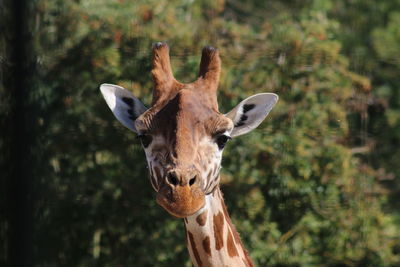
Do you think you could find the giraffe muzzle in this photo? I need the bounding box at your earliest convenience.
[156,171,205,218]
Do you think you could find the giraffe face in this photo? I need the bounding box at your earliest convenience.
[134,89,233,218]
[100,43,278,219]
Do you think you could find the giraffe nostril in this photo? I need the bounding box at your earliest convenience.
[167,173,178,186]
[189,176,196,186]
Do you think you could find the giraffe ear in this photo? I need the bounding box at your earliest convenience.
[225,93,278,137]
[100,83,148,133]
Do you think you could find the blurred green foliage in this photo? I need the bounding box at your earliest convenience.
[2,0,400,266]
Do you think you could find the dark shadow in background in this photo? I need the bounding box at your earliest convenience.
[2,0,35,266]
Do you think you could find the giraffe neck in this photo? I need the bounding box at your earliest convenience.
[184,187,254,267]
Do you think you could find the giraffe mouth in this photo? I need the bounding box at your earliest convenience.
[156,184,205,218]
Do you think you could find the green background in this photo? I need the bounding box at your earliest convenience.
[1,0,400,266]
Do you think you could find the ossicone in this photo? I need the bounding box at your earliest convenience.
[198,46,221,90]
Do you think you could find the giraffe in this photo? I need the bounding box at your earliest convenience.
[100,42,278,266]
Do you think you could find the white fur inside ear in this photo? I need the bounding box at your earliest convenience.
[100,83,147,132]
[225,93,278,137]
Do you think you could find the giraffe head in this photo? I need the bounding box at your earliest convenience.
[100,43,278,218]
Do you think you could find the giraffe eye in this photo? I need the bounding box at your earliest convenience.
[137,134,152,148]
[216,134,231,150]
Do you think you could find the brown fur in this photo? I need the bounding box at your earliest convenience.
[137,44,255,265]
[188,231,203,267]
[138,89,232,218]
[156,179,205,218]
[151,43,181,105]
[227,229,239,257]
[219,191,254,266]
[213,212,225,250]
[202,236,211,256]
[196,210,208,226]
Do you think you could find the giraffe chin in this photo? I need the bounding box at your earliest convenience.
[156,186,205,218]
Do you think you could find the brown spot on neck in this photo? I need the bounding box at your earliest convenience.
[188,231,202,267]
[196,210,208,226]
[227,229,239,257]
[219,189,254,266]
[221,195,242,246]
[213,211,224,250]
[202,236,211,256]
